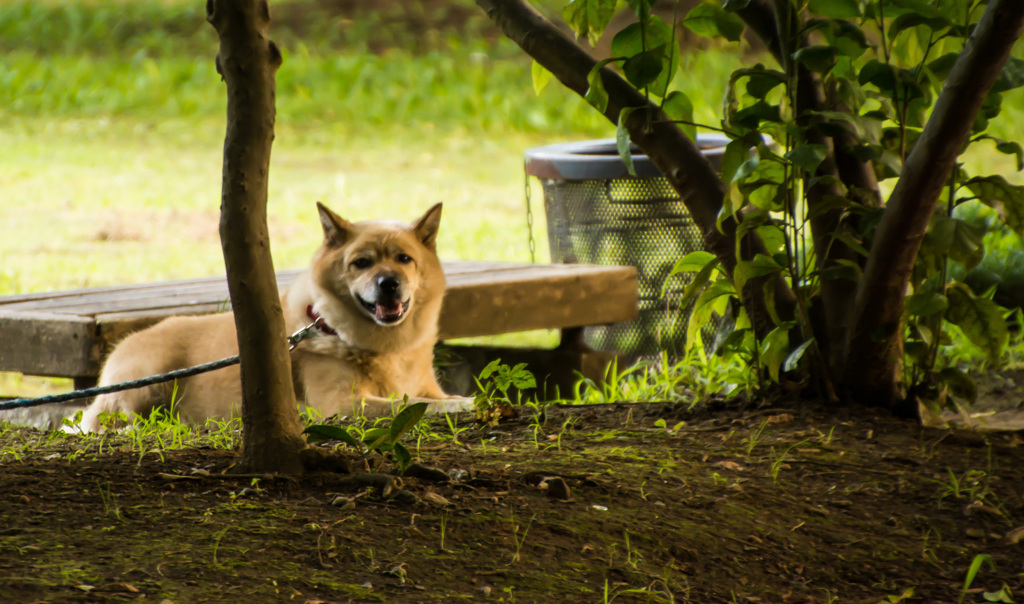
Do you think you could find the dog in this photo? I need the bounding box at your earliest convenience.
[72,202,470,432]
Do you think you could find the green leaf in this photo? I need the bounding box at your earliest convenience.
[792,45,839,74]
[392,442,413,473]
[974,136,1024,171]
[720,139,751,184]
[563,0,619,47]
[584,59,616,113]
[785,144,829,174]
[622,46,665,89]
[759,325,790,382]
[616,107,640,177]
[478,358,502,381]
[732,151,760,184]
[905,291,948,317]
[390,401,429,442]
[734,65,786,99]
[966,175,1024,237]
[783,338,814,372]
[510,364,537,390]
[960,554,995,604]
[610,16,678,95]
[926,52,959,80]
[993,57,1024,93]
[945,282,1008,362]
[939,367,977,404]
[683,2,745,42]
[928,215,984,267]
[672,257,721,309]
[531,60,553,95]
[363,427,393,451]
[887,13,951,42]
[686,277,736,352]
[303,424,362,449]
[859,60,897,93]
[662,91,695,140]
[807,0,861,18]
[733,253,783,295]
[670,251,718,275]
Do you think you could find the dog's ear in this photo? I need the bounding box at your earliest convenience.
[317,202,354,247]
[413,202,443,250]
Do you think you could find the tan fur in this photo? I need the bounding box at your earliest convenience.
[73,203,469,432]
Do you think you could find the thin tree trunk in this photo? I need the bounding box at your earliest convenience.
[207,0,306,473]
[477,0,796,340]
[841,0,1024,409]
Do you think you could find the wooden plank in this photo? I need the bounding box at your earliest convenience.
[439,265,638,340]
[0,310,102,378]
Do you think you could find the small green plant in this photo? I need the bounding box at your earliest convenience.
[211,526,231,566]
[439,512,449,553]
[442,411,470,445]
[959,554,998,604]
[741,418,770,455]
[97,482,121,521]
[303,400,428,474]
[769,439,808,485]
[473,359,536,426]
[508,512,536,564]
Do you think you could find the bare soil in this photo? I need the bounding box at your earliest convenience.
[1,398,1023,604]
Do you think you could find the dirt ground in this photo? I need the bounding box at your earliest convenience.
[1,396,1023,604]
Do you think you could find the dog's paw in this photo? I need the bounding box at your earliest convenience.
[428,396,475,414]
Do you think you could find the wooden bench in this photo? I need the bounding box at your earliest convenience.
[0,261,638,396]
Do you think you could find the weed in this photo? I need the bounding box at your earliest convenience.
[442,411,469,445]
[508,512,535,564]
[742,418,770,455]
[815,425,837,446]
[97,482,121,521]
[473,359,536,426]
[211,526,231,566]
[769,439,808,485]
[304,400,427,474]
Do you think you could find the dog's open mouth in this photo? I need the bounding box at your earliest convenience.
[358,296,410,324]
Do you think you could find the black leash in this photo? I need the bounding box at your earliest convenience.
[0,321,321,411]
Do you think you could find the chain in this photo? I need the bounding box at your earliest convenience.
[524,171,537,263]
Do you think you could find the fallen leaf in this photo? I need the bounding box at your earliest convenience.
[712,460,745,471]
[1006,525,1024,544]
[422,492,451,506]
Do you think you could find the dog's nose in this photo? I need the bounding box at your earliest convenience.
[377,275,400,296]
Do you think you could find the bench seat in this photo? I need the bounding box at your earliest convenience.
[0,261,637,384]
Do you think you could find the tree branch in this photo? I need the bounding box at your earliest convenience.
[841,0,1024,405]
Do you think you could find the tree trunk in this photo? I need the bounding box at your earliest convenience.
[207,0,306,473]
[476,0,797,340]
[841,0,1024,410]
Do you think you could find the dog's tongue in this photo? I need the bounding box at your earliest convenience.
[376,299,403,320]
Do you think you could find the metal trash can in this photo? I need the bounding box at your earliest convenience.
[524,134,728,356]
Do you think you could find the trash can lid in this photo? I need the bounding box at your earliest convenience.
[524,133,729,181]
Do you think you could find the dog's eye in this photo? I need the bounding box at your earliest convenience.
[396,253,413,264]
[351,258,373,270]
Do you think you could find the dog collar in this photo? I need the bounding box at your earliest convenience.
[305,305,338,336]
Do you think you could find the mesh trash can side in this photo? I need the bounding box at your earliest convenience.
[525,135,728,357]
